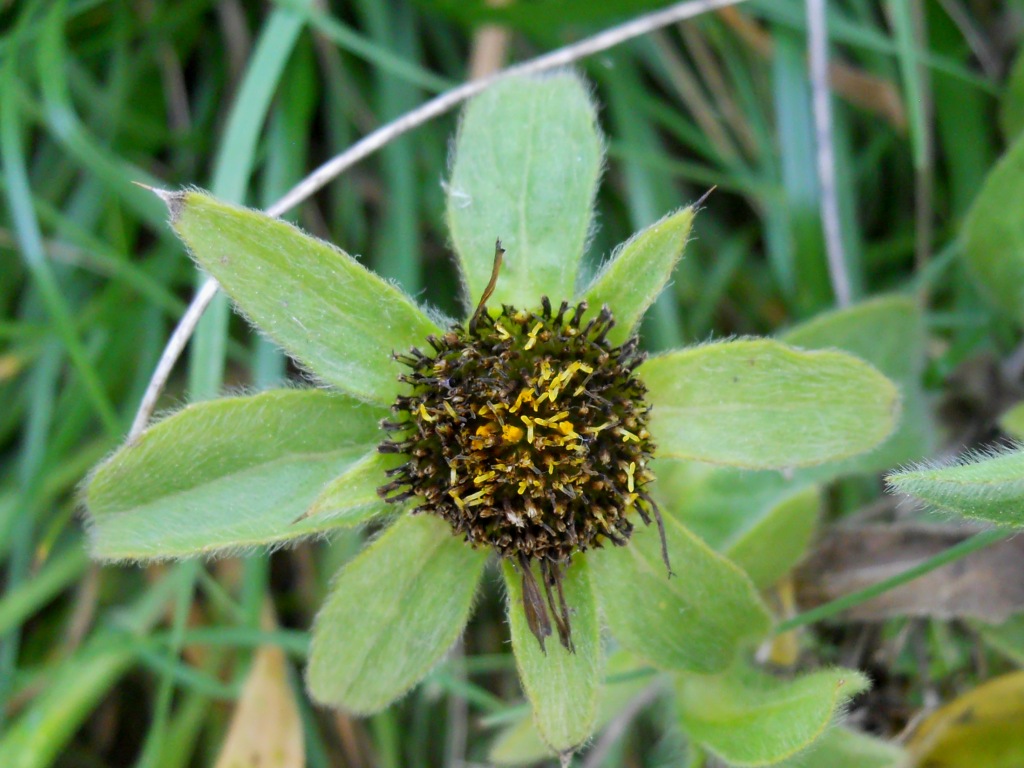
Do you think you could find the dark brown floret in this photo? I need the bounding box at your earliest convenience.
[378,296,666,652]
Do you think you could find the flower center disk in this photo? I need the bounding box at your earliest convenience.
[379,298,662,650]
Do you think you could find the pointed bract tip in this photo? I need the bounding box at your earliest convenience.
[133,182,186,221]
[692,185,717,210]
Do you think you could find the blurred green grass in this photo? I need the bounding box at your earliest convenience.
[1,0,1021,765]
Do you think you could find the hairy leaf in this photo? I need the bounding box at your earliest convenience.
[503,557,600,753]
[676,664,870,767]
[86,390,385,560]
[887,449,1024,526]
[446,72,602,309]
[962,131,1024,327]
[591,513,770,673]
[166,190,440,403]
[725,485,820,590]
[581,206,694,345]
[776,727,906,768]
[782,295,933,479]
[308,514,486,713]
[300,451,399,525]
[640,339,900,469]
[489,651,653,765]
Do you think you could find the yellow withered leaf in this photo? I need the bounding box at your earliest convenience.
[907,671,1024,768]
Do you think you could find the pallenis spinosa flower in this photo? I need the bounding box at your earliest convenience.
[84,73,900,753]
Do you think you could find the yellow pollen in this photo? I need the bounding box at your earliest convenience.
[520,415,535,444]
[417,403,435,422]
[463,489,489,506]
[502,424,524,443]
[557,361,582,385]
[557,421,578,439]
[474,471,495,485]
[524,321,545,350]
[617,427,640,442]
[626,461,636,492]
[494,322,511,340]
[448,490,465,509]
[511,387,535,413]
[443,401,458,419]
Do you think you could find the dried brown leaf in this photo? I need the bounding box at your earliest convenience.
[717,7,907,130]
[795,523,1024,622]
[213,633,303,768]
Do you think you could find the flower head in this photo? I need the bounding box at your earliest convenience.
[84,72,900,755]
[380,242,667,651]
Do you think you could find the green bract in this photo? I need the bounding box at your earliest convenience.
[887,448,1024,526]
[84,72,901,754]
[963,127,1024,327]
[676,665,870,767]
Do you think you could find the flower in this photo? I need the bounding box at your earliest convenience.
[379,240,669,652]
[85,72,899,754]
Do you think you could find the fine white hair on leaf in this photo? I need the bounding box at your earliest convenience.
[886,441,1024,522]
[888,439,1024,480]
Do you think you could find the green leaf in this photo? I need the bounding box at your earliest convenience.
[653,460,819,589]
[653,460,791,550]
[999,403,1024,441]
[299,451,399,525]
[640,339,900,469]
[1001,44,1024,143]
[85,390,385,560]
[781,295,933,479]
[725,485,820,591]
[446,72,602,309]
[778,727,905,768]
[962,131,1024,327]
[165,190,440,403]
[307,514,486,714]
[975,614,1024,666]
[676,664,870,767]
[590,512,770,673]
[503,557,600,753]
[489,650,652,765]
[887,448,1024,526]
[581,206,694,346]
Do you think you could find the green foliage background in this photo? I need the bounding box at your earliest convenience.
[3,0,1024,765]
